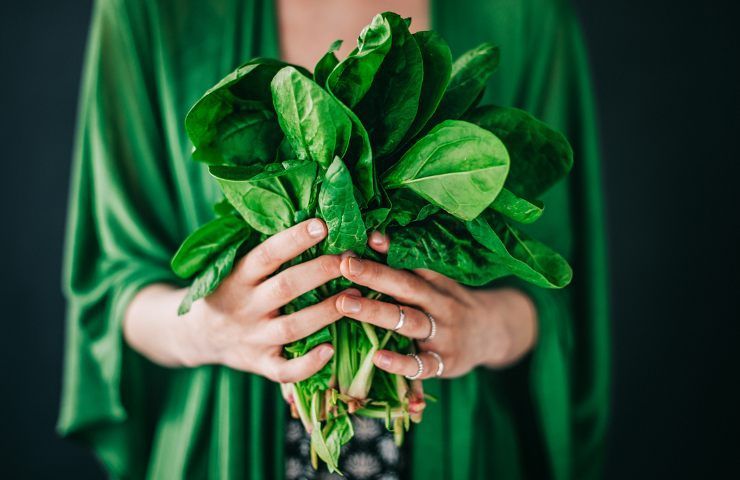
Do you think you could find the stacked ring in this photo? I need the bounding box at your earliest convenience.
[427,351,445,377]
[422,312,437,342]
[393,305,406,331]
[405,353,424,380]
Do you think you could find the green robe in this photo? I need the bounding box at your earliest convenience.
[58,0,609,478]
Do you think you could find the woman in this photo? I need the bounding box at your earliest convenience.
[58,0,609,479]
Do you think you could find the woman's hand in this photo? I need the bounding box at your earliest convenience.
[125,218,354,384]
[334,232,539,379]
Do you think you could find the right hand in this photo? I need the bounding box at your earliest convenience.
[180,218,353,384]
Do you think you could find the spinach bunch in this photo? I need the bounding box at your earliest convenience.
[171,12,574,472]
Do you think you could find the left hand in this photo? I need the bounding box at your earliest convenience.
[335,231,539,379]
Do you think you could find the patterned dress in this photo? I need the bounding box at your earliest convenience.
[285,416,409,480]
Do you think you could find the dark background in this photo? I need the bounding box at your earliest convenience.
[1,1,738,478]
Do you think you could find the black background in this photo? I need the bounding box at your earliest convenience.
[1,1,738,478]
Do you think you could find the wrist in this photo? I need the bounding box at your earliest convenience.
[473,288,538,368]
[174,295,215,368]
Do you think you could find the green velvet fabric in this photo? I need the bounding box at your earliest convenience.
[58,1,609,478]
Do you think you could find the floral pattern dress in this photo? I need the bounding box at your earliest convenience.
[285,415,409,480]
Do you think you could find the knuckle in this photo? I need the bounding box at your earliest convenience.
[269,364,290,384]
[318,255,340,276]
[272,275,294,300]
[289,224,305,246]
[276,318,296,343]
[398,275,417,297]
[253,244,273,268]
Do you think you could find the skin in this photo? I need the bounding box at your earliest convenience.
[124,219,538,383]
[125,0,538,390]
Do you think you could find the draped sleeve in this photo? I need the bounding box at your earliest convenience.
[57,0,185,476]
[413,2,610,479]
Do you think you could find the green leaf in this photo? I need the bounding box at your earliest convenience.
[192,108,282,166]
[318,157,367,254]
[383,120,510,221]
[466,105,574,198]
[400,30,452,143]
[337,103,376,204]
[384,189,439,228]
[178,238,246,315]
[466,211,573,288]
[327,14,392,107]
[185,58,305,150]
[429,43,500,124]
[285,326,333,357]
[354,12,423,158]
[271,66,353,168]
[387,215,509,286]
[171,215,249,278]
[210,162,317,235]
[490,188,544,224]
[313,39,343,87]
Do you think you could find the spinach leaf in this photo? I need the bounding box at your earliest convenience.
[466,211,572,288]
[185,58,305,152]
[210,162,318,235]
[384,189,439,227]
[466,105,573,198]
[285,326,333,357]
[213,197,237,217]
[191,108,282,166]
[178,238,247,315]
[337,103,376,204]
[318,157,367,254]
[387,215,510,286]
[326,14,392,108]
[354,12,423,158]
[171,215,249,278]
[313,40,343,87]
[428,43,500,125]
[400,31,452,143]
[490,188,544,224]
[383,120,510,221]
[271,67,353,168]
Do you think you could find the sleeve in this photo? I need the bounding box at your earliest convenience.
[514,4,610,479]
[57,1,185,477]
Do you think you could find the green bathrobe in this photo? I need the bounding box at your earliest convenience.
[58,0,609,478]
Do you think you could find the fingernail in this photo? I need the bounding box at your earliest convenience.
[341,250,358,259]
[370,231,386,245]
[308,219,325,238]
[348,257,364,276]
[341,295,361,313]
[374,351,392,368]
[319,345,334,361]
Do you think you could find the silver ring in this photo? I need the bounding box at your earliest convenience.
[422,312,437,342]
[405,353,424,380]
[393,305,406,331]
[427,351,445,377]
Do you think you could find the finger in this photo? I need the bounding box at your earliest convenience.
[335,294,433,340]
[339,257,437,306]
[269,289,360,344]
[368,231,390,254]
[235,219,327,284]
[268,344,335,384]
[255,254,342,313]
[413,268,466,295]
[372,350,441,380]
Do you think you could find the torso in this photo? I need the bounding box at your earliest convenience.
[275,0,430,67]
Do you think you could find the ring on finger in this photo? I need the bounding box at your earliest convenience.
[405,353,424,380]
[426,351,445,377]
[422,312,437,342]
[393,305,406,331]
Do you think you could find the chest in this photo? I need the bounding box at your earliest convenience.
[275,0,430,67]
